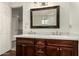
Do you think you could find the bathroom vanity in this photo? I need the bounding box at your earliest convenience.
[15,34,78,56]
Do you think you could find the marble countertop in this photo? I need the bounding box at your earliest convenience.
[14,34,79,40]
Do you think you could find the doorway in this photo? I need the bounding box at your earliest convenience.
[11,7,23,50]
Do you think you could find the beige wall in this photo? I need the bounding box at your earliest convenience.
[9,2,79,35]
[8,2,79,34]
[69,3,79,35]
[0,3,11,55]
[22,2,70,34]
[78,41,79,56]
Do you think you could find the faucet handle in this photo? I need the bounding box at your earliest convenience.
[30,31,36,34]
[52,32,55,35]
[56,31,58,35]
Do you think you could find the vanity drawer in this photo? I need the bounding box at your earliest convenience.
[35,39,46,47]
[16,38,34,46]
[47,39,77,47]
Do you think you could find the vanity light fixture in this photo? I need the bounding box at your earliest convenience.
[33,2,48,7]
[40,2,48,6]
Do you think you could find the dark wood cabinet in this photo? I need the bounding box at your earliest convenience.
[34,39,46,56]
[16,38,34,56]
[16,43,34,56]
[46,46,59,56]
[59,47,74,56]
[23,46,34,56]
[16,38,78,56]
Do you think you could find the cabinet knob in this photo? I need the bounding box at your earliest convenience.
[60,48,62,50]
[22,44,26,47]
[36,50,44,54]
[57,48,59,50]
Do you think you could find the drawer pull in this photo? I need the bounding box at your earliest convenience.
[36,49,44,53]
[36,51,44,54]
[36,41,44,45]
[35,45,45,48]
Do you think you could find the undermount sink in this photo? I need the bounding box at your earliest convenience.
[26,32,69,36]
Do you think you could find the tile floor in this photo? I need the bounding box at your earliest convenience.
[1,50,16,56]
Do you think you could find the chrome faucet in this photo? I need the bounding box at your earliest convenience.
[52,31,62,35]
[28,31,36,34]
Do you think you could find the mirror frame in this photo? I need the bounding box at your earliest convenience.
[30,6,60,28]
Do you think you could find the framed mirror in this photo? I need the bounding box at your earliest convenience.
[30,6,60,28]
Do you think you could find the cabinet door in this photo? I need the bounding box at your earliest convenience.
[60,47,74,56]
[16,44,34,56]
[16,44,23,56]
[46,46,59,56]
[24,46,34,56]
